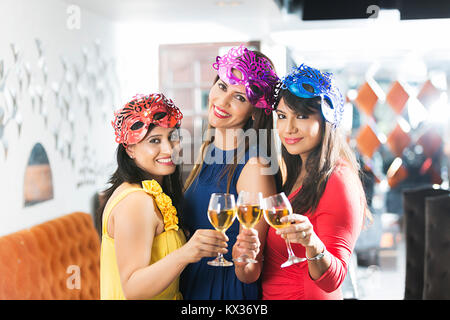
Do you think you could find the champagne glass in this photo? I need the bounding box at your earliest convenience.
[262,192,306,268]
[234,190,263,263]
[207,193,237,267]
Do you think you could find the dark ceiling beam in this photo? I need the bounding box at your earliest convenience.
[273,0,450,20]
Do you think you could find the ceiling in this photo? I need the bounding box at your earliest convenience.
[60,0,450,78]
[274,0,450,20]
[61,0,282,23]
[64,0,450,22]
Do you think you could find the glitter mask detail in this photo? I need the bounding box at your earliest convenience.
[280,64,345,127]
[212,45,279,114]
[112,93,183,147]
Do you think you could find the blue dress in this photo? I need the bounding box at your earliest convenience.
[180,143,260,300]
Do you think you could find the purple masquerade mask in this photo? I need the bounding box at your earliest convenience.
[212,45,279,114]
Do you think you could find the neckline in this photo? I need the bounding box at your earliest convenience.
[212,142,237,152]
[288,185,302,200]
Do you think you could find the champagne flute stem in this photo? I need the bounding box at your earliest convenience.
[218,230,226,263]
[285,239,296,258]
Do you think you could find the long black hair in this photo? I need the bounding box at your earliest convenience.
[278,89,369,220]
[96,124,184,231]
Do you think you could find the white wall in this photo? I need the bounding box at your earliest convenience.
[115,20,285,100]
[0,0,288,236]
[0,0,120,236]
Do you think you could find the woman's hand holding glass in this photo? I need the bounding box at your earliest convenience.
[275,213,314,246]
[233,227,261,265]
[233,191,263,264]
[262,192,306,268]
[207,193,237,267]
[181,229,229,264]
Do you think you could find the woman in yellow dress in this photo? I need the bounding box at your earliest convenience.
[99,93,229,300]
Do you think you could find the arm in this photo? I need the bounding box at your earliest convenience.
[277,170,364,292]
[234,157,278,284]
[277,214,331,280]
[113,191,228,299]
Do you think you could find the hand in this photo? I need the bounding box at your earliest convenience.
[181,229,228,264]
[276,214,316,247]
[233,228,260,266]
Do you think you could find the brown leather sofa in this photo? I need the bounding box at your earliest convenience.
[0,212,100,300]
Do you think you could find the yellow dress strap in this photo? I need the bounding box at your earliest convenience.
[102,187,144,236]
[141,180,179,232]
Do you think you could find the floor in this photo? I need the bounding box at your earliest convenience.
[357,241,405,299]
[343,233,406,300]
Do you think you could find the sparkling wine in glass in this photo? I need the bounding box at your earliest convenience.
[263,192,306,268]
[234,191,263,263]
[207,193,237,267]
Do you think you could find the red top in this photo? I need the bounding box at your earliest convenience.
[261,161,365,300]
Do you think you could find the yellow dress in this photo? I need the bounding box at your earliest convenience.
[100,180,186,300]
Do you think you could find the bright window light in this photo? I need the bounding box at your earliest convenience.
[428,92,449,124]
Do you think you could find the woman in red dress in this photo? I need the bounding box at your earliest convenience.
[260,64,370,300]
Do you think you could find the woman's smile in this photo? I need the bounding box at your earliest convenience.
[213,105,232,119]
[156,156,174,166]
[284,137,303,145]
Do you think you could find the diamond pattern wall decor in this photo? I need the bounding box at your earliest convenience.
[349,73,446,197]
[354,81,379,117]
[386,81,409,115]
[386,123,412,157]
[356,124,381,158]
[417,128,443,158]
[417,79,441,109]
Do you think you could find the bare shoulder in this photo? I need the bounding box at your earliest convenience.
[114,189,156,216]
[246,155,271,167]
[108,186,160,237]
[238,156,277,195]
[240,156,273,180]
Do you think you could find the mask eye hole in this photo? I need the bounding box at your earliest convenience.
[250,84,262,97]
[130,121,144,130]
[302,83,315,94]
[153,112,167,120]
[324,98,334,110]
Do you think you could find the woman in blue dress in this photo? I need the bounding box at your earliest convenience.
[180,45,282,300]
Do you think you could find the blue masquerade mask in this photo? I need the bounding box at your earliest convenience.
[280,64,345,128]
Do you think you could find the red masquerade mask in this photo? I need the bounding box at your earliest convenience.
[112,93,183,147]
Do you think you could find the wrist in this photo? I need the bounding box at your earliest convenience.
[175,245,191,265]
[234,260,261,284]
[234,261,248,270]
[305,236,325,258]
[306,247,326,261]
